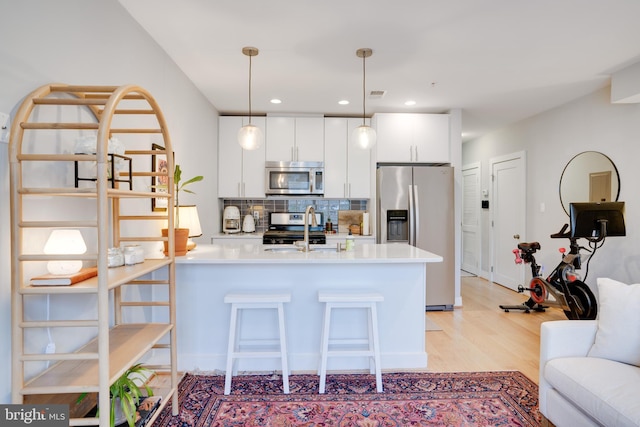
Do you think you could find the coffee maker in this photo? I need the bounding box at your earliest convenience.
[223,206,241,233]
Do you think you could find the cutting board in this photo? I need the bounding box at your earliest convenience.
[338,210,364,233]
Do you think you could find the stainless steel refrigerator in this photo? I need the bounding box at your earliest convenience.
[376,165,454,310]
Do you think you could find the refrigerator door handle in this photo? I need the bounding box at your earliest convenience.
[408,184,415,246]
[413,184,420,245]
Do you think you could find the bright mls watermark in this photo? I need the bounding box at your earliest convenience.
[0,405,67,427]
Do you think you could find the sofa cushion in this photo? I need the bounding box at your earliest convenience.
[545,356,640,427]
[587,277,640,366]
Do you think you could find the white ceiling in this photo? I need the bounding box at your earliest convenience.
[119,0,640,142]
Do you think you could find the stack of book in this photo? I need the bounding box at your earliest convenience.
[30,267,97,286]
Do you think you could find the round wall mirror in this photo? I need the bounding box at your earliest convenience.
[559,151,620,215]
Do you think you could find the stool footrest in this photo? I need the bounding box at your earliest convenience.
[328,338,370,346]
[327,350,375,357]
[231,351,284,358]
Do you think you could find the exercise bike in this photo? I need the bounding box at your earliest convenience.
[499,223,599,320]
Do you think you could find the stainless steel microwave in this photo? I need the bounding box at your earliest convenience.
[265,161,324,195]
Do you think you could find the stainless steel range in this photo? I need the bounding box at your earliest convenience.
[263,212,326,244]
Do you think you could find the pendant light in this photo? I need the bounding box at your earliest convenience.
[238,46,263,150]
[353,48,376,149]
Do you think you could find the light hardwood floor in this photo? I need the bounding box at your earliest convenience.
[425,274,566,384]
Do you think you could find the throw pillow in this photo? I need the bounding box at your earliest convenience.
[588,277,640,366]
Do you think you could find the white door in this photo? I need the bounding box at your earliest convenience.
[462,163,481,275]
[490,152,526,291]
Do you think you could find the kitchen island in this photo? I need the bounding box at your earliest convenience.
[172,243,442,373]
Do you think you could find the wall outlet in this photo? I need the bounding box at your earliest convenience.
[0,112,9,144]
[253,211,259,221]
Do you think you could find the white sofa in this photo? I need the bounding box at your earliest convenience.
[539,278,640,427]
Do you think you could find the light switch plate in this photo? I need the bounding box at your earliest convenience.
[0,112,9,144]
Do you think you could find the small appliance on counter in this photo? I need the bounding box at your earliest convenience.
[222,206,241,233]
[242,214,256,233]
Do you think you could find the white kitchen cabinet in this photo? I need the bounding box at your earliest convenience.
[266,116,324,162]
[374,113,450,163]
[324,117,371,198]
[218,116,266,197]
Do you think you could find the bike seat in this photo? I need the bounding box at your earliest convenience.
[517,242,541,253]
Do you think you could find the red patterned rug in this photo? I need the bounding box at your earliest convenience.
[154,371,540,426]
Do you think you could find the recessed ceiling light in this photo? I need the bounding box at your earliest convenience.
[404,100,416,106]
[338,100,349,105]
[270,98,282,104]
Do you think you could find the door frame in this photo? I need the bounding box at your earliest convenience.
[489,151,526,289]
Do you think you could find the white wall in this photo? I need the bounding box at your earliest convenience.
[463,86,640,288]
[0,0,218,403]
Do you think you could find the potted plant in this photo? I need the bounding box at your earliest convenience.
[78,363,154,427]
[162,164,203,256]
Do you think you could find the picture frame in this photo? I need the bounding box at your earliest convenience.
[151,143,170,212]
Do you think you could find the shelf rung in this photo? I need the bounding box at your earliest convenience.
[104,109,155,115]
[120,301,169,307]
[19,253,97,262]
[21,123,99,130]
[21,385,99,396]
[125,150,167,156]
[109,128,162,134]
[22,352,99,362]
[17,154,97,162]
[49,84,119,93]
[119,215,167,221]
[18,187,97,195]
[20,320,98,328]
[19,220,98,228]
[32,98,108,106]
[127,280,170,285]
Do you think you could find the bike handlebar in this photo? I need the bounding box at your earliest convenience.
[550,223,570,239]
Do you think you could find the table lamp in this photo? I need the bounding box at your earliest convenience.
[177,205,202,251]
[43,229,87,275]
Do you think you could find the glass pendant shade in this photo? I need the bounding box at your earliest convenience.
[238,123,263,150]
[44,229,87,275]
[353,124,377,149]
[355,48,375,150]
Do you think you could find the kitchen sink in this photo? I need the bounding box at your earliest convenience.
[264,245,339,253]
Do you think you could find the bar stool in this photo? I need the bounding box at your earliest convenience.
[318,290,384,393]
[224,292,291,395]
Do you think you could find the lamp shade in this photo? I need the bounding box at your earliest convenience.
[44,229,86,275]
[352,125,377,149]
[238,124,263,150]
[177,205,202,237]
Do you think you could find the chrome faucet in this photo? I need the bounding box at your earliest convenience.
[298,205,317,252]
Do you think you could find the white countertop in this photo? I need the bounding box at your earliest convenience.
[211,232,375,240]
[176,243,442,265]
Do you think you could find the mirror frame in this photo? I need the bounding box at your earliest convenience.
[559,151,620,216]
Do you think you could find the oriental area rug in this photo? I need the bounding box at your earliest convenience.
[154,371,540,426]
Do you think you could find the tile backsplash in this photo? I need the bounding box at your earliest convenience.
[222,199,368,233]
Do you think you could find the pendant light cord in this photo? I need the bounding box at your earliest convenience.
[362,53,366,126]
[248,53,253,125]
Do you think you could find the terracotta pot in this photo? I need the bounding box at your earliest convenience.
[162,228,189,256]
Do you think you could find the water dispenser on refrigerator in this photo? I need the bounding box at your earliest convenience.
[386,209,408,242]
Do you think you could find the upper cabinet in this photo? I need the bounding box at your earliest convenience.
[324,117,371,198]
[374,113,450,163]
[218,116,266,198]
[266,116,324,162]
